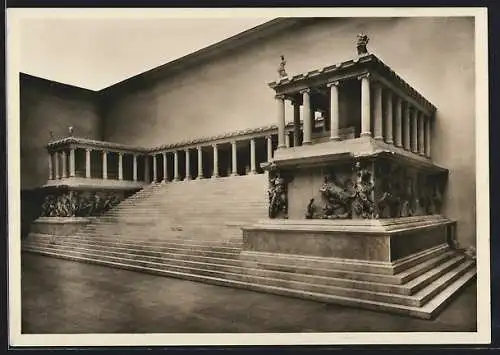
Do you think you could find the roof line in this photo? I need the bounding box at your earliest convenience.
[98,17,311,94]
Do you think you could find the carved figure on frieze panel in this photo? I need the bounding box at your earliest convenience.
[318,173,354,219]
[351,160,376,219]
[40,194,57,217]
[305,198,316,219]
[268,171,288,219]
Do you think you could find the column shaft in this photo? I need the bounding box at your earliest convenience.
[185,149,191,180]
[328,82,340,141]
[174,151,179,181]
[267,136,273,161]
[373,83,383,140]
[285,133,290,148]
[425,116,432,158]
[61,151,67,178]
[293,101,301,146]
[276,95,286,148]
[212,145,219,178]
[360,74,371,137]
[118,153,123,181]
[102,151,108,179]
[250,138,256,174]
[54,152,60,179]
[144,155,149,183]
[403,104,411,150]
[69,148,75,177]
[418,112,425,155]
[385,90,394,144]
[152,154,157,182]
[162,152,168,182]
[394,97,403,147]
[197,147,203,179]
[411,109,418,153]
[302,90,312,144]
[133,154,138,181]
[85,149,91,178]
[231,141,238,176]
[48,152,53,180]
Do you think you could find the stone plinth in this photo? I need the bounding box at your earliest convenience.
[242,215,455,264]
[30,217,93,236]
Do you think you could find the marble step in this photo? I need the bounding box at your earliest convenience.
[23,238,469,298]
[240,243,450,276]
[21,246,476,319]
[26,238,242,260]
[39,234,243,253]
[22,241,434,295]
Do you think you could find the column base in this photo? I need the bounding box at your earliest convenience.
[330,136,340,141]
[302,141,312,145]
[375,136,384,141]
[196,175,205,180]
[231,173,239,177]
[386,139,394,145]
[360,132,372,137]
[211,175,219,179]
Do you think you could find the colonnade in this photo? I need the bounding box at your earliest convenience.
[274,73,432,158]
[47,133,281,183]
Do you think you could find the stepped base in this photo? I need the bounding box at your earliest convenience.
[242,215,456,262]
[22,231,475,320]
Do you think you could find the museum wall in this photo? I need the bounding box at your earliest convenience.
[20,74,103,190]
[20,74,103,236]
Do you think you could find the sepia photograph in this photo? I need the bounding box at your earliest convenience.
[7,7,490,347]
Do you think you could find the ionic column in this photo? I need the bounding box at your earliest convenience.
[144,155,149,183]
[85,148,91,178]
[285,133,290,148]
[48,152,54,180]
[384,90,394,144]
[197,146,204,179]
[276,94,286,148]
[293,100,301,146]
[373,82,383,140]
[69,148,75,177]
[403,104,411,151]
[266,135,273,161]
[250,138,256,174]
[411,109,418,153]
[359,73,371,137]
[162,152,168,182]
[212,144,219,178]
[54,152,60,179]
[152,154,157,182]
[173,151,179,181]
[118,153,123,181]
[61,150,67,178]
[394,97,403,147]
[231,141,238,176]
[425,116,432,158]
[185,149,191,180]
[327,81,340,141]
[133,154,138,181]
[418,112,425,156]
[301,89,312,144]
[102,150,108,180]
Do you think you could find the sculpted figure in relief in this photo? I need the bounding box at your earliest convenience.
[268,172,288,219]
[318,174,354,219]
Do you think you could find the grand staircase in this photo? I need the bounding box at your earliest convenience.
[23,174,476,319]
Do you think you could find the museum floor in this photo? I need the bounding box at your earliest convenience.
[21,253,477,334]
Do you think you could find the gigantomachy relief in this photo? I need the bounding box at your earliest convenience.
[302,157,445,220]
[40,190,123,218]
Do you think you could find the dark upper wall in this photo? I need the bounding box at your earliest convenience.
[20,73,103,190]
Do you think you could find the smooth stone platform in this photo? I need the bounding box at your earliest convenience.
[43,177,145,191]
[30,217,93,236]
[242,215,455,262]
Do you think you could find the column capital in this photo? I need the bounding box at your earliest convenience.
[326,80,340,88]
[357,72,371,81]
[299,88,311,95]
[274,94,286,100]
[212,143,218,149]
